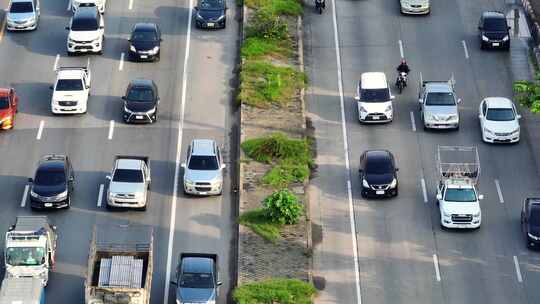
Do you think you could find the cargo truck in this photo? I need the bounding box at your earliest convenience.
[85,224,153,304]
[0,277,45,304]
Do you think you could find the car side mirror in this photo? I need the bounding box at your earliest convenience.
[358,169,363,173]
[418,98,423,104]
[28,177,33,183]
[121,96,126,100]
[99,26,104,29]
[457,98,462,104]
[127,38,131,42]
[478,114,482,119]
[51,225,57,231]
[49,85,54,90]
[478,194,484,200]
[508,26,511,30]
[65,26,70,30]
[105,175,111,180]
[170,280,177,285]
[194,6,198,10]
[69,176,74,181]
[517,114,522,119]
[221,164,226,169]
[181,163,186,168]
[217,281,223,286]
[390,95,395,100]
[354,96,360,101]
[436,193,442,200]
[395,168,399,172]
[160,38,163,41]
[478,26,482,30]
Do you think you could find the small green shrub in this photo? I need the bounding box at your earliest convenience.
[241,133,312,164]
[233,278,317,304]
[239,208,281,242]
[245,9,288,40]
[241,37,291,60]
[263,189,303,225]
[262,160,310,188]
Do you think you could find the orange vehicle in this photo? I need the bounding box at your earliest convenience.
[0,88,18,130]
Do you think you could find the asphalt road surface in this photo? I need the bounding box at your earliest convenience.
[305,0,540,303]
[0,0,239,303]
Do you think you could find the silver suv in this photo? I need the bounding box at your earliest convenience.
[182,139,225,196]
[6,0,40,31]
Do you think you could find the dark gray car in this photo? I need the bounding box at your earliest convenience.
[171,253,221,304]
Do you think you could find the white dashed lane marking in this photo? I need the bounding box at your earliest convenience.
[462,40,469,59]
[514,256,523,283]
[97,184,104,207]
[433,254,441,282]
[20,184,29,207]
[36,120,45,140]
[495,179,504,203]
[108,120,114,140]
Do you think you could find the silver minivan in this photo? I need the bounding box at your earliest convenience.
[7,0,40,31]
[182,139,225,196]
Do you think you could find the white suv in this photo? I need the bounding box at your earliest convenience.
[181,139,225,196]
[66,4,104,55]
[355,72,394,123]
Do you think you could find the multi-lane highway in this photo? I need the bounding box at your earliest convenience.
[306,0,540,303]
[0,0,238,303]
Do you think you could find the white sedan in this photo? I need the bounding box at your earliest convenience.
[478,97,521,143]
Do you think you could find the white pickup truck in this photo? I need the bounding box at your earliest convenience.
[106,155,151,210]
[50,59,91,114]
[436,146,483,229]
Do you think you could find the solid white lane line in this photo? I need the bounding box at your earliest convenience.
[163,0,193,302]
[462,40,469,59]
[433,254,441,281]
[36,120,44,140]
[410,111,416,132]
[97,184,104,207]
[0,16,7,43]
[330,0,362,301]
[421,178,428,203]
[128,0,133,10]
[398,40,404,58]
[20,185,29,207]
[53,54,60,71]
[514,256,523,283]
[67,0,72,11]
[495,179,504,203]
[108,120,114,140]
[119,53,125,71]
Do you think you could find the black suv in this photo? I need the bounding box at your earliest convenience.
[122,79,159,124]
[29,154,74,209]
[359,150,398,198]
[521,198,540,249]
[128,23,162,62]
[194,0,227,29]
[478,11,510,50]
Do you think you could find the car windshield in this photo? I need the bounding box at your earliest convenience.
[444,188,477,202]
[365,158,393,175]
[10,2,33,13]
[0,97,9,109]
[179,272,214,289]
[199,0,224,10]
[486,108,515,121]
[113,169,143,183]
[188,155,219,170]
[127,88,154,102]
[5,247,45,266]
[71,18,98,31]
[132,30,158,41]
[360,88,390,102]
[56,79,83,91]
[35,168,65,186]
[484,18,507,31]
[425,92,456,106]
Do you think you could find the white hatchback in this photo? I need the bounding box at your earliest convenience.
[355,72,394,123]
[478,97,521,143]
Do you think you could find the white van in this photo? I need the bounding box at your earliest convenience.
[355,72,394,123]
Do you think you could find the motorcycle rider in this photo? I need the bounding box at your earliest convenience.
[396,59,410,86]
[315,0,325,9]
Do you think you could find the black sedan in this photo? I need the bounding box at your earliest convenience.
[478,11,510,50]
[194,0,227,29]
[359,150,399,198]
[122,79,159,124]
[29,154,74,209]
[521,197,540,249]
[128,23,162,61]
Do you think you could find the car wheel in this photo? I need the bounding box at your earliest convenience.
[67,51,74,56]
[138,205,147,211]
[393,186,398,197]
[480,41,485,50]
[155,52,161,62]
[65,196,71,209]
[361,190,367,198]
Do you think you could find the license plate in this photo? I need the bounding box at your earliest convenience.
[207,23,215,27]
[199,192,207,195]
[44,203,53,207]
[140,55,148,58]
[492,42,500,46]
[372,116,380,120]
[136,115,143,119]
[375,190,385,195]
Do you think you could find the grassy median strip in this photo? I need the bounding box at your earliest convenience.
[233,278,317,304]
[239,208,281,243]
[244,0,303,16]
[241,37,291,60]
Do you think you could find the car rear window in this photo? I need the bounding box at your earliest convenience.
[71,17,98,31]
[425,92,455,106]
[113,169,143,183]
[484,17,507,31]
[360,88,390,102]
[35,168,65,186]
[188,155,219,170]
[56,79,83,91]
[10,2,33,13]
[180,272,214,289]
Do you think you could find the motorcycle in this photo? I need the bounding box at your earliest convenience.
[315,0,325,14]
[396,71,407,94]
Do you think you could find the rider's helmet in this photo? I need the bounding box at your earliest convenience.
[400,58,406,65]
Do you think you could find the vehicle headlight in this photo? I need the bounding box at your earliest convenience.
[389,178,397,188]
[483,128,494,135]
[446,114,458,121]
[473,211,481,218]
[146,107,156,114]
[130,45,136,52]
[30,190,39,198]
[362,179,369,187]
[54,190,68,199]
[482,35,489,41]
[502,35,509,41]
[184,179,194,186]
[216,15,225,21]
[426,113,437,122]
[134,192,145,199]
[512,128,520,135]
[385,105,393,112]
[176,300,181,304]
[442,211,451,217]
[124,106,134,114]
[196,12,203,19]
[0,115,12,123]
[359,106,367,113]
[148,46,160,55]
[528,233,539,240]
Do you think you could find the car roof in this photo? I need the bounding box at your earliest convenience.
[116,158,143,170]
[425,82,452,93]
[133,23,158,31]
[0,88,11,96]
[73,5,99,19]
[482,11,505,19]
[11,0,33,3]
[129,79,155,88]
[360,72,387,89]
[364,150,393,163]
[484,97,513,108]
[191,139,216,156]
[38,155,67,171]
[57,69,85,80]
[182,257,213,273]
